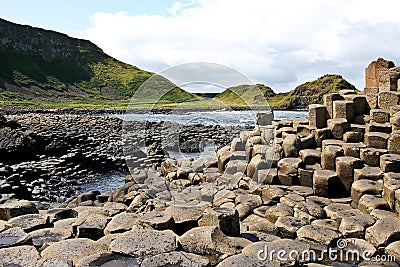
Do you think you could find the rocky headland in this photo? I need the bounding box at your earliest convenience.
[1,58,400,266]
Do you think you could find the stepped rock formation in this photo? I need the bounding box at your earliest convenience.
[2,59,400,265]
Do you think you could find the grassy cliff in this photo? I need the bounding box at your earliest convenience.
[0,18,195,108]
[215,84,275,107]
[265,74,357,109]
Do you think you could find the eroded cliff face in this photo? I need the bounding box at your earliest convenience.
[0,18,105,62]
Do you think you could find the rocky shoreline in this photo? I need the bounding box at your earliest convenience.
[2,59,400,266]
[0,111,247,203]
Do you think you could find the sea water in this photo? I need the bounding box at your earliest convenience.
[83,110,308,193]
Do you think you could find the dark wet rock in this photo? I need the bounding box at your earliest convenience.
[0,128,38,162]
[0,227,31,248]
[76,252,140,267]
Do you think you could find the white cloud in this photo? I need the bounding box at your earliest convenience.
[80,0,400,92]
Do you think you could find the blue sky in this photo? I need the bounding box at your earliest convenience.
[0,0,180,34]
[1,1,400,93]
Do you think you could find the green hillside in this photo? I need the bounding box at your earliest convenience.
[266,74,357,109]
[215,84,275,107]
[0,18,195,107]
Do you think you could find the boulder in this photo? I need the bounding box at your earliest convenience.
[265,203,293,223]
[198,207,240,236]
[178,226,236,256]
[41,238,107,264]
[327,118,350,139]
[360,147,387,167]
[241,214,278,234]
[256,112,274,126]
[369,109,390,123]
[365,132,390,149]
[378,91,400,110]
[381,154,400,172]
[354,166,383,181]
[321,145,344,170]
[275,216,306,238]
[29,227,71,248]
[297,225,341,246]
[311,219,339,231]
[299,149,321,165]
[389,132,400,154]
[282,134,301,157]
[74,213,109,240]
[342,142,366,158]
[217,149,232,172]
[333,101,355,122]
[104,212,138,235]
[379,70,400,91]
[0,227,31,248]
[383,179,400,210]
[135,210,173,230]
[277,158,303,185]
[324,203,353,220]
[336,156,362,195]
[313,128,331,147]
[366,122,392,134]
[385,241,400,265]
[308,104,327,128]
[351,179,383,205]
[7,214,50,232]
[109,229,177,257]
[339,214,375,238]
[0,200,38,220]
[0,245,40,266]
[246,154,268,179]
[230,137,245,152]
[324,93,344,119]
[142,251,210,267]
[235,194,262,218]
[217,253,280,267]
[365,58,395,88]
[365,216,400,246]
[242,239,310,264]
[358,194,389,214]
[76,253,140,267]
[313,170,341,198]
[343,131,363,143]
